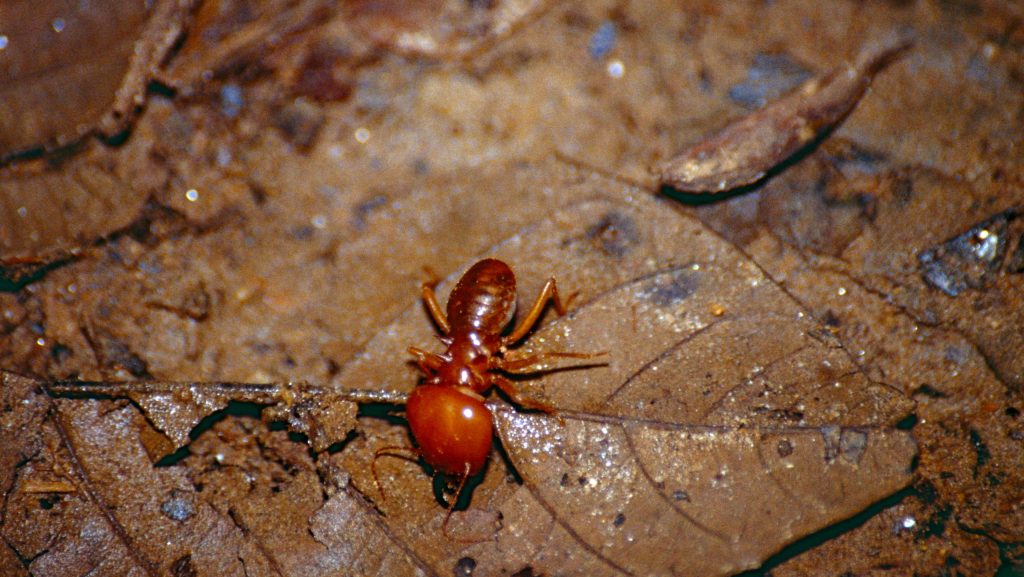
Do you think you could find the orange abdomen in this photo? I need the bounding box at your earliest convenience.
[445,258,516,335]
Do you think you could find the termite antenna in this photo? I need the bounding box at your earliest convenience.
[440,464,492,544]
[372,446,420,504]
[421,266,442,287]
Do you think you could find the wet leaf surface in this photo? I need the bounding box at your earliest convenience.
[330,192,913,574]
[0,0,194,159]
[2,1,1022,576]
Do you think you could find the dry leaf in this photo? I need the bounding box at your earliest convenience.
[0,0,194,159]
[335,192,914,575]
[2,1,1021,576]
[657,35,912,194]
[3,187,915,577]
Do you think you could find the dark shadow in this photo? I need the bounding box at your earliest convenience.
[433,458,489,511]
[734,487,915,576]
[996,545,1024,577]
[153,401,265,467]
[661,121,842,206]
[357,401,409,426]
[0,257,73,292]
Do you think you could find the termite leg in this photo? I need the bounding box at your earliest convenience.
[408,346,447,373]
[493,376,557,413]
[372,446,421,504]
[421,272,451,335]
[497,351,607,374]
[503,278,575,345]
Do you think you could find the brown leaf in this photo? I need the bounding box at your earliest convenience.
[335,191,914,575]
[657,34,912,194]
[4,186,915,576]
[0,157,148,278]
[43,379,399,455]
[0,0,195,276]
[3,371,425,576]
[0,0,194,160]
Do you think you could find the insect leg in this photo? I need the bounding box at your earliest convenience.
[503,278,576,345]
[408,346,447,373]
[492,375,557,413]
[497,351,607,374]
[372,446,421,504]
[421,274,451,335]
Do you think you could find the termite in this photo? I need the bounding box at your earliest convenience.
[373,258,604,538]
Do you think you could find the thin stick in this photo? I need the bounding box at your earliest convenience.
[44,380,410,406]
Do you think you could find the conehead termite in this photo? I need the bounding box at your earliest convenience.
[373,258,605,538]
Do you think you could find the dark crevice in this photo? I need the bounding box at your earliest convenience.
[734,486,916,576]
[2,533,36,568]
[0,256,75,292]
[995,542,1024,577]
[896,413,918,430]
[969,429,992,477]
[322,429,358,455]
[154,444,192,468]
[150,401,266,469]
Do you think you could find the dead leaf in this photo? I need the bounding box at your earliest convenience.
[0,157,150,281]
[1,371,427,576]
[335,192,914,575]
[657,34,912,194]
[3,185,915,577]
[44,378,392,455]
[2,1,1020,576]
[0,0,195,278]
[0,0,194,160]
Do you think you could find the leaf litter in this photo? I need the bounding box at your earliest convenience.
[5,186,915,577]
[333,192,913,575]
[2,0,1022,576]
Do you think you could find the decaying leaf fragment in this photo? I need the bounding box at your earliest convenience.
[2,371,427,577]
[0,0,196,161]
[43,378,406,455]
[658,35,912,194]
[918,206,1024,297]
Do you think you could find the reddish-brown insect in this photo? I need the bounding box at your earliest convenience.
[373,258,603,537]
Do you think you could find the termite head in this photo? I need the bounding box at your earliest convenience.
[406,384,493,477]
